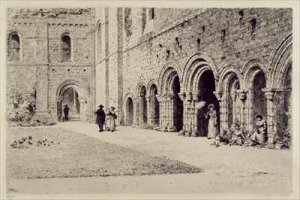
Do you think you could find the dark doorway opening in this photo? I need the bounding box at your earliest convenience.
[126,97,134,126]
[197,70,220,136]
[172,76,183,131]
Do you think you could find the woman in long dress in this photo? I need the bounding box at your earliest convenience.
[205,104,218,139]
[105,106,117,132]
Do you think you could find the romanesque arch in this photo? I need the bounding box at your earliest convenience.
[218,66,243,131]
[269,33,292,140]
[157,63,183,132]
[61,32,71,62]
[180,53,219,137]
[8,31,21,61]
[135,83,147,127]
[124,93,135,126]
[147,80,160,127]
[56,79,88,122]
[242,59,269,133]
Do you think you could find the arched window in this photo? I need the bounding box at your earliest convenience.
[8,32,20,61]
[61,34,71,62]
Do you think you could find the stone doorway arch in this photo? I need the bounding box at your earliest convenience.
[125,97,134,126]
[56,81,87,122]
[149,84,160,127]
[196,70,220,137]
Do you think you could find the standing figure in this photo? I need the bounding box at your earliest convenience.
[106,107,118,132]
[205,104,218,139]
[63,105,69,121]
[248,115,267,145]
[95,105,106,132]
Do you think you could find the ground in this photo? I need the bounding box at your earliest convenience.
[7,122,293,198]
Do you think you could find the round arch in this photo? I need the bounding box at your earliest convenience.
[242,58,270,89]
[270,33,292,88]
[182,53,219,93]
[217,65,243,92]
[56,79,88,122]
[158,62,181,95]
[124,93,135,126]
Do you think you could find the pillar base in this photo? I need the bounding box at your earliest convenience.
[191,131,198,137]
[267,133,275,144]
[178,130,185,136]
[167,126,175,132]
[185,131,191,137]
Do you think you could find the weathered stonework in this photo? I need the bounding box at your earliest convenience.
[95,7,292,144]
[7,8,96,123]
[8,7,292,144]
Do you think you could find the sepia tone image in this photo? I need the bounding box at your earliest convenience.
[3,2,298,199]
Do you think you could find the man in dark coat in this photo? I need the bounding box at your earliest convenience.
[63,105,69,121]
[95,105,106,132]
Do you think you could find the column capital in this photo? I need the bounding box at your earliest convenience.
[185,92,193,102]
[145,95,151,102]
[191,93,199,101]
[236,89,247,101]
[262,88,275,100]
[213,91,222,101]
[156,94,164,102]
[178,92,186,101]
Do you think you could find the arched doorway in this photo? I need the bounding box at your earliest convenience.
[157,64,183,132]
[126,97,134,126]
[172,76,183,131]
[138,85,147,127]
[57,83,87,122]
[223,74,240,129]
[149,84,159,126]
[197,70,220,136]
[276,64,292,135]
[252,72,267,126]
[284,66,292,130]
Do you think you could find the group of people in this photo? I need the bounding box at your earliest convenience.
[95,105,118,132]
[205,103,268,147]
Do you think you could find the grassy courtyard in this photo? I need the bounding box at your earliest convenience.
[7,127,202,179]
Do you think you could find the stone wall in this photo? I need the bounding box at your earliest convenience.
[7,8,96,123]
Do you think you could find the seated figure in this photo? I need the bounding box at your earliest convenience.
[247,115,267,145]
[229,123,245,146]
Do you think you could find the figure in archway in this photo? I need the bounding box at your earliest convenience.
[63,104,69,121]
[205,104,218,139]
[248,115,267,145]
[197,70,220,137]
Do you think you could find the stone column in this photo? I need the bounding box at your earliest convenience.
[146,95,152,127]
[178,92,186,135]
[167,93,175,132]
[184,92,192,136]
[213,91,222,134]
[133,97,139,127]
[263,88,276,144]
[190,93,199,137]
[237,90,247,132]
